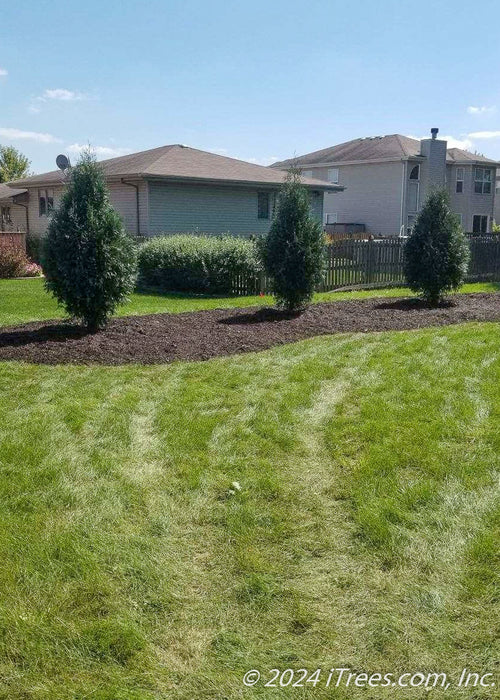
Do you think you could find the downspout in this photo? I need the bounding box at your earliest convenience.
[121,179,140,236]
[16,201,30,235]
[399,160,407,237]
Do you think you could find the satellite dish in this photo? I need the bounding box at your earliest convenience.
[56,154,71,171]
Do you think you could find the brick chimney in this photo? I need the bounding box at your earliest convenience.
[420,128,447,191]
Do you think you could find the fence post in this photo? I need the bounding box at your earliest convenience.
[259,270,266,295]
[231,235,499,296]
[366,239,374,285]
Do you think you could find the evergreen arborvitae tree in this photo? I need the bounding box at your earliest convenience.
[43,151,137,331]
[403,189,469,306]
[262,168,325,311]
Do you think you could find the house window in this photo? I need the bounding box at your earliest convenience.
[1,206,11,225]
[456,168,464,193]
[408,181,419,212]
[455,212,463,226]
[302,170,313,178]
[38,188,54,216]
[407,214,416,235]
[39,190,46,216]
[324,212,338,224]
[474,167,492,194]
[257,192,270,219]
[472,215,488,233]
[409,164,420,180]
[327,168,339,184]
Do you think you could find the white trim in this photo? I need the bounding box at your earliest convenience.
[407,213,416,234]
[407,180,419,213]
[472,214,489,233]
[327,168,339,184]
[324,212,338,224]
[277,156,426,169]
[409,164,420,180]
[474,167,493,195]
[400,161,406,232]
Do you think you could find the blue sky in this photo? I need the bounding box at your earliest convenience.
[1,0,500,174]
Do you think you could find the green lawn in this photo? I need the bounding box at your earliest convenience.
[0,322,498,698]
[0,277,498,326]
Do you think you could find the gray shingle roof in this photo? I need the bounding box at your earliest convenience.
[445,147,499,165]
[271,135,500,168]
[271,135,422,167]
[0,183,27,200]
[9,145,340,190]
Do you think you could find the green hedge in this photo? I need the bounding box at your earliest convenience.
[138,235,262,294]
[26,234,44,264]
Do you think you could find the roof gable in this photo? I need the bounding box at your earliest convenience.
[0,183,27,200]
[446,147,499,165]
[271,134,500,169]
[9,145,340,190]
[271,135,422,168]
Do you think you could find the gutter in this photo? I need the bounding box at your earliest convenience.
[10,172,344,194]
[9,175,344,192]
[272,156,426,169]
[121,179,140,236]
[399,160,406,237]
[17,202,29,235]
[143,174,343,192]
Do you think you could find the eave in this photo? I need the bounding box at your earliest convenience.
[12,172,344,193]
[274,156,425,169]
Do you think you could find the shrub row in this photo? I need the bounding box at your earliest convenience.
[138,235,261,294]
[26,234,44,264]
[0,245,42,279]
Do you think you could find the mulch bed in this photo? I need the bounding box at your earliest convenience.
[0,293,498,366]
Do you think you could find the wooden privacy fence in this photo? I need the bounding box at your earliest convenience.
[230,235,500,295]
[319,237,406,290]
[467,235,500,282]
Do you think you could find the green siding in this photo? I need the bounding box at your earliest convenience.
[147,181,324,236]
[148,182,277,236]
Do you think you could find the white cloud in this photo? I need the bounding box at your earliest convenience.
[440,134,474,150]
[29,88,91,111]
[41,88,88,102]
[467,105,496,115]
[0,127,61,143]
[208,148,278,165]
[468,130,500,139]
[406,133,473,151]
[247,156,279,166]
[0,68,7,77]
[66,143,131,158]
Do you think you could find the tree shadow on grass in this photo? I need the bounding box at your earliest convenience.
[0,323,89,349]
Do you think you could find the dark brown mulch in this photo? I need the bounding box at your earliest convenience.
[0,293,498,366]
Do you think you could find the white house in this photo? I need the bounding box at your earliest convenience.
[271,129,500,235]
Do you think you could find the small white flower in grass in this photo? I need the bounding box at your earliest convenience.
[231,481,242,491]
